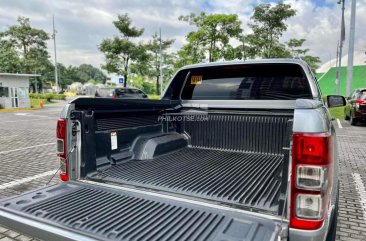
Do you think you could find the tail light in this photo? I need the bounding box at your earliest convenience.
[56,119,68,181]
[290,132,333,230]
[355,99,366,108]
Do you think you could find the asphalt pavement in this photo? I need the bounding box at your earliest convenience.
[0,102,64,241]
[0,103,365,240]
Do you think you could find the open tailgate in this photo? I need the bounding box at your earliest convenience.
[0,181,282,241]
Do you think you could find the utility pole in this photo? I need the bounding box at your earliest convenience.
[334,41,340,93]
[336,42,339,69]
[346,0,357,97]
[335,0,345,95]
[159,28,163,97]
[241,36,246,61]
[52,15,59,93]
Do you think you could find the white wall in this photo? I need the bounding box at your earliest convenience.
[0,75,30,108]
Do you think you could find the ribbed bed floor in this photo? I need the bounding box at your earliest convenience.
[89,148,284,212]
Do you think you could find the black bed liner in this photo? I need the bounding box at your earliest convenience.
[0,182,281,241]
[88,148,284,213]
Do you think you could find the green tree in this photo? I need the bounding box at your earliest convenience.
[0,40,21,72]
[1,17,49,57]
[99,14,146,87]
[58,64,83,90]
[179,12,242,62]
[0,17,52,92]
[134,33,174,95]
[175,36,206,68]
[286,38,321,72]
[246,3,296,58]
[0,17,50,72]
[76,64,107,84]
[128,74,156,95]
[26,48,53,92]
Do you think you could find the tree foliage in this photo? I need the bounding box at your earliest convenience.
[0,17,53,91]
[244,4,321,71]
[133,33,174,95]
[77,64,107,84]
[0,17,51,73]
[286,38,321,72]
[57,64,81,90]
[99,14,147,87]
[0,17,46,90]
[0,40,21,72]
[55,64,107,90]
[246,3,296,58]
[128,74,156,95]
[179,12,242,63]
[1,17,49,56]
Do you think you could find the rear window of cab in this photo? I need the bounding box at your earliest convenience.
[180,64,312,100]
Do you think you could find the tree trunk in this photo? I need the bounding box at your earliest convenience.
[209,41,213,62]
[124,74,127,88]
[23,43,27,57]
[156,76,160,95]
[124,57,129,87]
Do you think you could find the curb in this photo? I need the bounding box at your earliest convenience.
[0,107,41,113]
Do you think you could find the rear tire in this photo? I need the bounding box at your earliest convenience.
[350,115,357,126]
[344,111,350,120]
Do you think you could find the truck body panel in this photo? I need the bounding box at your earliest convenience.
[0,59,340,241]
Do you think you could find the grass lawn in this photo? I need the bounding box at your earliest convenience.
[328,106,345,120]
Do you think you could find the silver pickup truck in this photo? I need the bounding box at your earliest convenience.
[0,59,346,241]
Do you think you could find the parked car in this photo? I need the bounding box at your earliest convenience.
[95,87,148,99]
[0,59,346,241]
[113,87,148,99]
[344,88,366,125]
[94,87,114,97]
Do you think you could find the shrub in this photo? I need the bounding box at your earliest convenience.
[29,93,66,101]
[43,93,54,101]
[29,93,40,99]
[52,94,66,100]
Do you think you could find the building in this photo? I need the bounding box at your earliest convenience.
[0,73,40,109]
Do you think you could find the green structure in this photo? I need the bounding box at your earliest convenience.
[317,65,366,96]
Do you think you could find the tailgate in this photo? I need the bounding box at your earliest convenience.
[0,181,282,241]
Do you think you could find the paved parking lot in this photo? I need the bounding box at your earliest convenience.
[0,102,63,241]
[0,104,366,240]
[335,121,366,241]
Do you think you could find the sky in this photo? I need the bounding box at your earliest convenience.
[0,0,365,71]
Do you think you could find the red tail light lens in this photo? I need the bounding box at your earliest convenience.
[290,132,333,230]
[56,119,68,181]
[56,119,66,140]
[355,99,366,104]
[293,133,331,165]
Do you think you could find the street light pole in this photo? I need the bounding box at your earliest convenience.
[335,0,345,95]
[159,28,163,97]
[52,15,59,93]
[346,0,357,97]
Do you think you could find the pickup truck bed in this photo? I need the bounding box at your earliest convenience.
[88,147,284,213]
[0,182,281,241]
[1,60,340,241]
